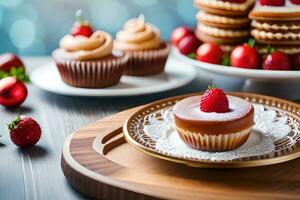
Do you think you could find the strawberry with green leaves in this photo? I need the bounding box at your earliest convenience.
[200,85,230,113]
[230,39,260,69]
[0,53,29,82]
[262,46,291,70]
[8,116,41,148]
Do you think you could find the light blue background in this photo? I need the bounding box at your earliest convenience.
[0,0,197,55]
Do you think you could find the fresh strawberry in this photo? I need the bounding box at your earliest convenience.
[223,0,247,3]
[200,86,229,113]
[8,116,41,148]
[230,39,260,69]
[290,0,300,5]
[0,53,24,72]
[196,43,224,64]
[177,35,200,55]
[71,10,93,38]
[263,50,291,70]
[259,0,285,6]
[171,27,192,46]
[0,77,27,107]
[292,53,300,70]
[0,53,29,82]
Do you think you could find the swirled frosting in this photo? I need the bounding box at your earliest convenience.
[59,31,113,60]
[114,15,161,51]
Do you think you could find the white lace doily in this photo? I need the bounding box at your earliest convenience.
[143,104,291,161]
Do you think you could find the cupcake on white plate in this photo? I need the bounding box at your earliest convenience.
[52,10,128,88]
[114,15,170,76]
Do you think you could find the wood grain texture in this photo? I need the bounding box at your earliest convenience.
[62,104,300,200]
[0,57,209,200]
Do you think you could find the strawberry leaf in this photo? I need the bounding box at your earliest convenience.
[8,116,21,131]
[187,53,196,59]
[9,67,30,83]
[248,38,256,48]
[266,45,276,54]
[0,70,9,79]
[221,53,230,66]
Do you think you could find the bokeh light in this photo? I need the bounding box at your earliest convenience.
[133,0,158,7]
[0,0,196,55]
[0,0,23,8]
[90,0,130,33]
[148,11,177,40]
[0,9,4,26]
[9,18,36,49]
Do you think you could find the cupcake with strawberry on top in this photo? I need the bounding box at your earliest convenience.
[52,10,128,88]
[114,15,170,76]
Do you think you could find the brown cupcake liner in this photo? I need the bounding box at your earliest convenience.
[177,127,252,152]
[122,42,170,76]
[52,49,128,88]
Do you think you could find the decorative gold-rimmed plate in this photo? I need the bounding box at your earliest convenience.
[123,92,300,168]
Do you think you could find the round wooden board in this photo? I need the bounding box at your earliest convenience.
[61,93,300,200]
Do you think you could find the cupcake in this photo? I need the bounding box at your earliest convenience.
[52,10,128,88]
[173,87,254,152]
[114,15,170,76]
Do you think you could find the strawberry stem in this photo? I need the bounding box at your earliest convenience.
[248,38,256,48]
[221,53,230,66]
[208,82,215,90]
[266,45,276,54]
[8,116,21,131]
[75,9,83,23]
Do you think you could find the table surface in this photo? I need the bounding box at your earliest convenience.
[0,57,216,200]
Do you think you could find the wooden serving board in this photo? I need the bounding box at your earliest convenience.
[61,106,300,200]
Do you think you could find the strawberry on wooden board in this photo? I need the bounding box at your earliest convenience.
[8,116,41,148]
[200,86,230,113]
[71,9,93,38]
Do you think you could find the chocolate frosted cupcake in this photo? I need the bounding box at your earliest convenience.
[114,15,170,76]
[52,11,128,88]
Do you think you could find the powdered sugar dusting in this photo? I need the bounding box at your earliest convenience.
[173,95,252,121]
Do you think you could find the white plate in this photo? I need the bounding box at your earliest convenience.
[30,56,196,97]
[173,48,300,80]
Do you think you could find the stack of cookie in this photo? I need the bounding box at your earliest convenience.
[249,0,300,55]
[194,0,255,52]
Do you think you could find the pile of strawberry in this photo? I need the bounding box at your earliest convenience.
[0,54,42,148]
[171,27,300,71]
